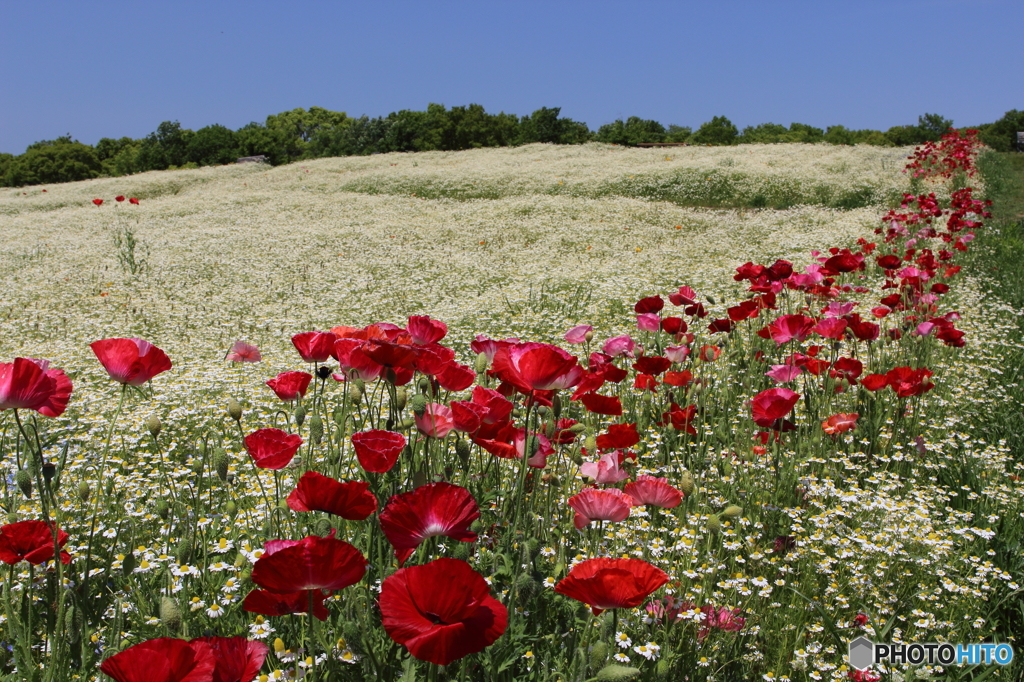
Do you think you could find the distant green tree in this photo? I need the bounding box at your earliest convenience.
[518,108,592,145]
[666,125,691,143]
[690,116,738,145]
[917,113,953,141]
[977,110,1024,152]
[5,141,102,186]
[885,124,929,146]
[235,123,291,164]
[787,123,824,143]
[95,137,135,163]
[186,124,239,166]
[0,153,13,186]
[135,121,193,171]
[824,125,855,145]
[596,117,666,145]
[740,123,790,144]
[265,107,349,161]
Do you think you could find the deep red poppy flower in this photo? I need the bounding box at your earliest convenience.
[634,295,665,314]
[751,388,800,428]
[568,488,632,529]
[761,315,815,345]
[0,357,72,417]
[661,317,686,334]
[407,315,448,345]
[287,471,377,520]
[595,423,639,451]
[822,413,859,435]
[190,636,269,682]
[380,558,508,666]
[363,338,419,371]
[0,520,71,565]
[115,195,125,202]
[886,366,934,397]
[92,198,103,206]
[555,557,668,615]
[242,588,329,620]
[351,429,406,473]
[829,357,863,385]
[436,361,476,391]
[634,356,671,376]
[244,428,302,469]
[450,400,487,434]
[265,371,312,402]
[663,370,693,387]
[379,482,479,565]
[659,403,697,434]
[634,373,658,391]
[624,476,683,508]
[847,314,880,341]
[861,374,889,391]
[128,197,140,205]
[491,342,584,393]
[291,331,337,363]
[333,339,384,382]
[578,392,622,416]
[708,318,735,334]
[91,338,172,386]
[250,530,366,593]
[99,638,215,682]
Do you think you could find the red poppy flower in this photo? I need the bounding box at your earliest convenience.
[91,338,172,386]
[634,356,671,376]
[225,340,262,363]
[380,558,508,666]
[861,374,889,391]
[847,314,880,341]
[698,345,721,362]
[568,488,632,529]
[634,295,664,314]
[287,471,377,520]
[242,588,329,620]
[407,315,448,345]
[555,557,668,615]
[115,195,125,202]
[0,520,71,565]
[333,339,383,382]
[822,413,859,435]
[92,198,103,206]
[491,342,584,393]
[450,400,487,434]
[291,331,337,363]
[244,428,302,469]
[190,636,269,682]
[363,338,419,371]
[595,423,639,451]
[761,315,815,345]
[436,361,476,391]
[379,482,479,565]
[659,402,697,434]
[128,197,140,205]
[0,357,72,418]
[578,392,622,416]
[250,530,366,593]
[99,637,215,682]
[623,476,683,508]
[829,357,863,385]
[751,388,800,428]
[414,403,455,439]
[351,429,406,473]
[663,370,693,387]
[812,317,848,340]
[886,366,934,397]
[708,318,735,334]
[265,371,312,402]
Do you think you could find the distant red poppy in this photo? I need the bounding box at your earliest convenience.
[751,388,800,428]
[92,198,103,206]
[99,637,214,682]
[250,530,366,593]
[407,315,448,345]
[633,356,671,376]
[351,429,406,473]
[624,476,683,508]
[190,636,269,682]
[115,195,125,202]
[0,357,72,418]
[244,428,302,469]
[91,338,172,386]
[291,331,337,363]
[568,488,632,529]
[634,295,665,314]
[128,197,140,205]
[491,342,584,393]
[379,482,479,565]
[886,366,934,397]
[225,340,261,363]
[380,558,508,665]
[242,588,329,620]
[0,520,71,565]
[265,371,312,402]
[555,557,668,615]
[287,471,377,520]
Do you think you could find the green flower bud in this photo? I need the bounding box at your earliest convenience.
[394,387,408,410]
[309,416,324,445]
[225,500,238,518]
[175,534,193,564]
[227,398,243,422]
[213,448,229,482]
[596,664,642,681]
[409,394,428,417]
[584,435,597,453]
[159,596,182,633]
[78,481,91,504]
[707,514,721,533]
[400,417,416,430]
[455,439,471,467]
[590,641,609,670]
[122,550,136,576]
[348,383,363,404]
[568,423,587,434]
[146,414,162,438]
[315,517,333,537]
[552,394,562,420]
[679,470,695,497]
[723,505,743,519]
[294,404,307,428]
[15,469,31,499]
[155,499,170,520]
[474,352,490,374]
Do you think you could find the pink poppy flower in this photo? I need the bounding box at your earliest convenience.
[579,452,629,485]
[568,488,632,529]
[564,324,593,344]
[623,476,683,508]
[379,482,479,565]
[414,403,455,439]
[91,338,172,386]
[226,341,261,363]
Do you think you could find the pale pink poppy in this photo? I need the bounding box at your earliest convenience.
[765,364,803,384]
[602,335,635,358]
[665,345,690,363]
[636,314,660,333]
[564,324,593,344]
[579,452,629,484]
[226,341,262,363]
[414,403,455,439]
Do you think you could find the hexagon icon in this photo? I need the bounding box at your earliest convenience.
[848,636,874,671]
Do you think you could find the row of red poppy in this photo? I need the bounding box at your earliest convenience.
[92,196,140,205]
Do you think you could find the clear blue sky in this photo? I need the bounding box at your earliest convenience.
[2,0,1021,155]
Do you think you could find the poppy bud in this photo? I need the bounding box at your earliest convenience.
[333,407,345,425]
[105,478,115,496]
[552,394,562,420]
[409,394,428,417]
[595,664,642,681]
[584,330,595,342]
[400,417,416,430]
[6,513,15,524]
[417,376,430,393]
[15,469,31,498]
[160,596,182,633]
[514,570,538,597]
[474,352,490,374]
[453,541,472,561]
[78,481,91,503]
[213,449,229,482]
[278,499,290,513]
[656,657,671,678]
[227,398,243,422]
[42,462,56,485]
[65,602,83,645]
[584,435,597,453]
[706,514,721,533]
[316,365,332,379]
[706,295,716,305]
[348,384,363,404]
[315,517,334,537]
[412,469,428,488]
[723,505,743,518]
[536,406,551,418]
[542,420,556,438]
[192,459,204,474]
[394,387,408,410]
[176,535,193,564]
[156,499,170,520]
[294,404,307,427]
[680,471,695,496]
[225,500,237,518]
[309,416,324,445]
[239,567,251,583]
[722,460,733,476]
[146,414,161,438]
[568,423,587,434]
[122,551,136,576]
[590,641,609,670]
[455,438,471,467]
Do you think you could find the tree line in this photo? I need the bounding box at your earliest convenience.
[1,104,1021,188]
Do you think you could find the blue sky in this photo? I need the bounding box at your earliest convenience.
[2,0,1021,154]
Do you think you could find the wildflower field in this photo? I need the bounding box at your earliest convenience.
[0,137,1021,682]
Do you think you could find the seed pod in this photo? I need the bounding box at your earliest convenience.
[722,460,733,476]
[213,449,229,482]
[455,439,471,468]
[412,469,428,489]
[655,657,671,678]
[394,387,408,410]
[309,416,323,445]
[552,394,562,420]
[399,417,416,430]
[536,406,551,418]
[409,394,427,417]
[160,596,182,633]
[474,352,489,374]
[707,514,721,533]
[122,551,136,576]
[78,481,91,504]
[417,376,430,393]
[514,570,538,598]
[65,602,83,645]
[679,470,695,497]
[294,404,306,428]
[227,399,243,422]
[146,414,161,438]
[333,407,345,426]
[175,534,193,564]
[453,542,472,561]
[568,423,587,434]
[15,469,31,499]
[723,505,743,519]
[542,420,556,438]
[42,462,56,485]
